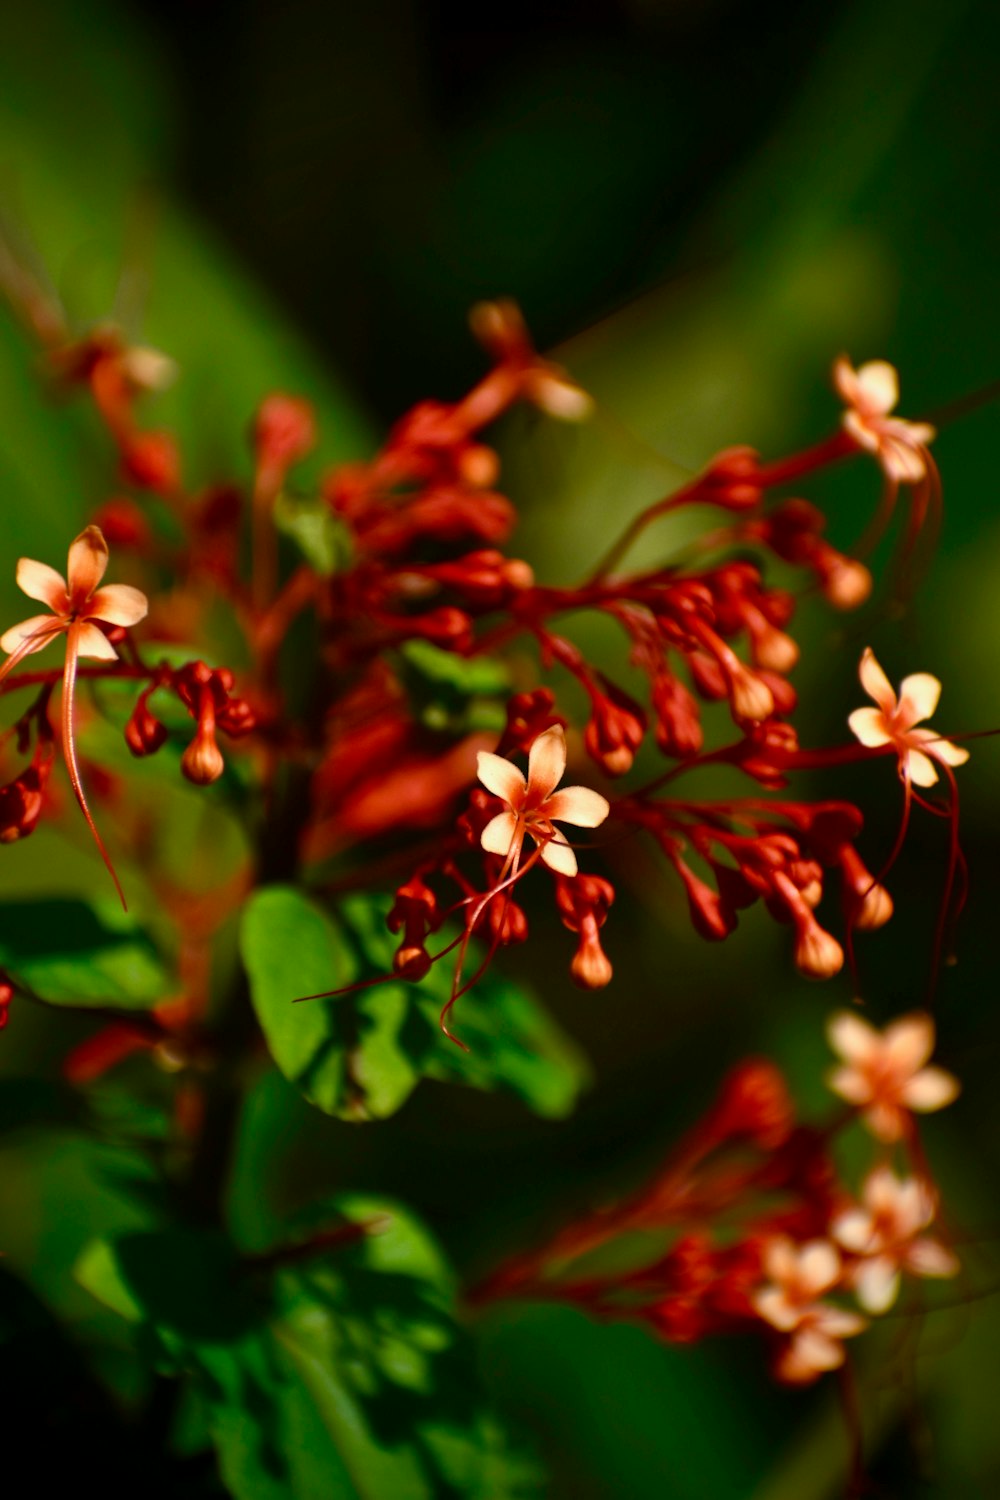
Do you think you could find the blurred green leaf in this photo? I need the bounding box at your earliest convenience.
[0,897,169,1007]
[397,640,509,734]
[76,1200,539,1500]
[273,490,348,576]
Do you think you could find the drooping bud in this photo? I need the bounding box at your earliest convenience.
[584,681,646,776]
[122,430,180,494]
[181,724,225,785]
[794,918,845,980]
[124,695,168,757]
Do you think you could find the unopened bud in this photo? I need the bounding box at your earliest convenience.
[819,553,872,611]
[729,667,774,725]
[254,393,317,476]
[122,430,180,494]
[393,945,432,981]
[181,725,225,785]
[570,924,613,989]
[125,699,168,757]
[794,920,844,979]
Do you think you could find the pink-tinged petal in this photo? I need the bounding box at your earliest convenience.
[526,370,594,422]
[890,1177,931,1233]
[88,583,148,628]
[864,1100,905,1143]
[832,356,863,407]
[788,1328,845,1375]
[848,706,891,748]
[903,1065,960,1113]
[527,725,567,799]
[476,751,526,806]
[831,1208,876,1254]
[66,526,109,601]
[931,738,970,768]
[544,785,610,828]
[813,1306,867,1340]
[897,672,941,726]
[538,831,578,878]
[863,1164,901,1216]
[74,621,119,661]
[827,1010,879,1066]
[827,1066,872,1105]
[855,360,899,415]
[905,1238,959,1278]
[904,748,940,788]
[0,615,66,655]
[15,557,68,611]
[752,1288,800,1333]
[881,432,929,483]
[762,1237,797,1285]
[797,1241,841,1297]
[883,1013,935,1075]
[480,810,519,858]
[854,1258,900,1314]
[842,409,880,454]
[858,648,896,712]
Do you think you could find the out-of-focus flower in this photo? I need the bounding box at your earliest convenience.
[834,357,935,484]
[832,1165,959,1312]
[826,1010,959,1141]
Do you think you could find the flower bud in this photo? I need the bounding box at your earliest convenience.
[181,725,225,785]
[122,430,180,494]
[794,919,844,979]
[254,393,317,478]
[124,698,168,757]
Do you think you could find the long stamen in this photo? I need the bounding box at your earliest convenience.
[62,621,128,909]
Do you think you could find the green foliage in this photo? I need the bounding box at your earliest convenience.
[0,897,169,1007]
[273,490,350,576]
[241,886,590,1123]
[76,1198,540,1499]
[397,641,509,735]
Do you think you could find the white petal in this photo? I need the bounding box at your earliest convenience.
[538,832,578,878]
[527,725,567,799]
[476,750,526,805]
[827,1065,872,1105]
[848,706,891,748]
[855,1258,900,1314]
[480,810,519,858]
[856,360,899,415]
[832,355,862,406]
[15,557,68,611]
[75,621,119,660]
[880,433,926,484]
[789,1328,845,1374]
[88,583,148,628]
[905,1238,959,1278]
[905,748,940,787]
[832,1208,876,1254]
[897,672,941,726]
[544,785,610,828]
[903,1066,960,1113]
[813,1305,867,1340]
[858,648,896,712]
[797,1241,841,1296]
[883,1013,935,1075]
[827,1010,879,1066]
[752,1288,800,1333]
[0,615,65,655]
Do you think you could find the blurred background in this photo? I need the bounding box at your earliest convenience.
[2,0,1000,1493]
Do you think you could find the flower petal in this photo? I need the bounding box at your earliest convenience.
[74,621,119,661]
[0,615,66,656]
[476,751,526,806]
[905,748,940,787]
[67,526,109,600]
[827,1010,879,1066]
[854,1257,900,1314]
[832,356,862,407]
[527,725,567,799]
[826,1066,873,1105]
[480,810,519,858]
[797,1241,841,1297]
[545,785,610,828]
[538,830,578,878]
[88,583,149,628]
[897,672,941,726]
[903,1065,960,1113]
[831,1208,876,1254]
[883,1013,935,1075]
[905,1238,959,1278]
[752,1288,800,1333]
[847,707,891,748]
[15,558,68,611]
[787,1328,845,1376]
[880,432,926,484]
[858,649,896,712]
[855,360,899,415]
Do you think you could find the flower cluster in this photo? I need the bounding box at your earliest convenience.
[471,1011,961,1386]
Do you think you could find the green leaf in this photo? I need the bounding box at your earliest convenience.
[75,1204,539,1500]
[273,490,349,576]
[0,897,169,1007]
[242,887,590,1122]
[396,640,509,734]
